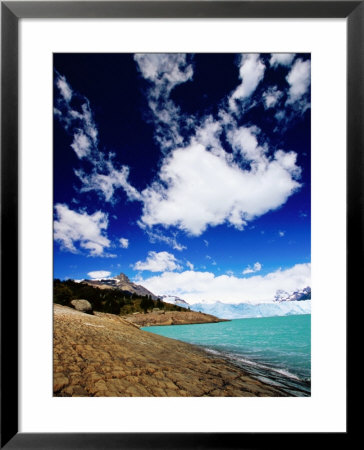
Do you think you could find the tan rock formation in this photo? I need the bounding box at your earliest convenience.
[54,304,287,397]
[123,310,228,327]
[70,299,93,314]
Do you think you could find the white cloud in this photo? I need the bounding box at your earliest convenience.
[134,54,193,94]
[243,262,262,275]
[229,54,265,112]
[270,53,295,67]
[227,125,265,162]
[274,149,302,178]
[286,59,311,104]
[119,238,129,249]
[88,270,111,279]
[139,263,311,304]
[139,143,301,236]
[262,86,283,109]
[133,251,181,272]
[279,230,285,237]
[192,116,223,151]
[54,203,115,257]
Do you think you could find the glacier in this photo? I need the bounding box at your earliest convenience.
[190,300,311,319]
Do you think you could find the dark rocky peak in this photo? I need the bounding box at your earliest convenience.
[115,273,130,283]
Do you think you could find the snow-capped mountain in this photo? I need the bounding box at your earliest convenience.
[160,295,190,308]
[190,300,311,319]
[274,286,311,302]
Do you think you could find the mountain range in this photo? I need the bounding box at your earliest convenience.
[80,273,311,319]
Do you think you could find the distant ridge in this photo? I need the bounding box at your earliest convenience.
[160,295,190,308]
[82,273,158,300]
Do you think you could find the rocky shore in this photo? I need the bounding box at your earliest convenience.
[53,304,288,397]
[123,309,229,327]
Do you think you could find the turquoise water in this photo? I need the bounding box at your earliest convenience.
[142,314,311,396]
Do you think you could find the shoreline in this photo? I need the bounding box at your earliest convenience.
[54,304,290,397]
[142,320,311,397]
[202,347,310,396]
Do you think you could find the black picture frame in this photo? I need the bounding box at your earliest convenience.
[1,1,356,448]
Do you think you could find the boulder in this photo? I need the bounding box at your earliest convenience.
[70,299,93,314]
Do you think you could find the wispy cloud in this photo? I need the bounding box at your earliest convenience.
[262,86,283,109]
[54,73,99,162]
[134,53,193,152]
[186,261,194,270]
[144,228,186,251]
[56,74,73,102]
[54,73,138,204]
[75,162,141,204]
[206,255,217,266]
[265,55,311,128]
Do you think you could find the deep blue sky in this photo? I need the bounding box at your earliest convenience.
[53,53,310,302]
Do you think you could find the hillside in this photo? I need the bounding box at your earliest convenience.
[53,278,184,316]
[53,304,287,397]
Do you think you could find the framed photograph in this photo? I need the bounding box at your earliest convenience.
[1,1,356,448]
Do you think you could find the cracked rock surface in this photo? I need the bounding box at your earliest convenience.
[54,304,287,397]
